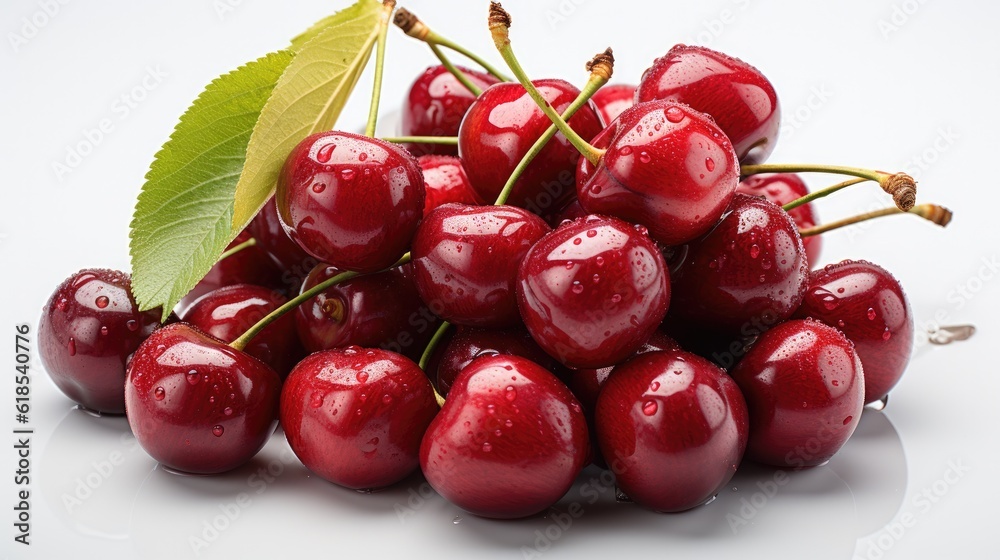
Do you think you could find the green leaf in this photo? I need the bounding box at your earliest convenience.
[231,0,384,231]
[129,51,294,320]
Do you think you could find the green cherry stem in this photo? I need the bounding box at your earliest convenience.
[492,50,614,207]
[364,0,396,138]
[418,321,451,407]
[798,203,952,237]
[217,237,257,261]
[741,163,917,211]
[381,136,459,145]
[394,7,511,82]
[489,3,606,166]
[230,253,412,352]
[782,178,867,212]
[429,43,482,95]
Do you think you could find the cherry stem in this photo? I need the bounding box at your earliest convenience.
[493,50,614,206]
[217,237,257,261]
[393,7,511,81]
[741,163,917,211]
[428,43,482,95]
[364,0,396,138]
[798,203,952,237]
[782,178,867,211]
[230,253,412,352]
[381,136,458,145]
[418,321,451,408]
[489,2,606,166]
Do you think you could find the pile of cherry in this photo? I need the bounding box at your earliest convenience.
[38,3,947,519]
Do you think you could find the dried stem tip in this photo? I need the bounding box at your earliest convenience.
[383,0,396,9]
[393,7,429,39]
[911,203,953,227]
[586,48,615,81]
[489,2,512,31]
[883,172,917,211]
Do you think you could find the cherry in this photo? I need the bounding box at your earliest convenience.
[459,79,604,216]
[39,269,163,413]
[517,215,670,368]
[276,131,424,273]
[434,326,557,396]
[576,100,740,246]
[794,260,913,404]
[400,64,499,157]
[280,347,438,489]
[417,155,484,216]
[412,203,551,328]
[595,349,748,511]
[248,197,318,288]
[178,230,284,312]
[295,263,441,363]
[729,319,864,468]
[738,173,821,267]
[181,284,301,379]
[590,83,635,125]
[124,323,281,474]
[668,193,809,335]
[635,44,780,163]
[420,354,589,519]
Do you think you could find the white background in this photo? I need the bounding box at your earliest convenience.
[2,0,999,559]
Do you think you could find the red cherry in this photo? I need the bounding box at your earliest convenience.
[669,193,809,334]
[795,260,913,404]
[401,65,499,157]
[39,269,163,413]
[179,230,284,312]
[459,80,604,215]
[412,203,551,328]
[124,323,281,474]
[518,215,671,368]
[181,284,301,379]
[738,173,821,268]
[276,131,424,273]
[280,347,438,489]
[595,349,748,512]
[248,197,319,285]
[434,327,557,396]
[590,83,635,124]
[576,100,740,247]
[636,44,780,163]
[295,263,441,363]
[729,319,864,467]
[417,155,484,216]
[420,354,589,519]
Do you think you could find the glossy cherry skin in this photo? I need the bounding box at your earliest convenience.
[39,269,163,413]
[178,230,284,312]
[590,84,635,125]
[636,44,780,163]
[124,323,281,474]
[517,215,671,368]
[435,327,557,396]
[281,347,438,489]
[295,263,440,363]
[729,319,864,468]
[248,197,319,289]
[459,79,604,214]
[669,193,810,335]
[412,203,551,328]
[276,131,424,273]
[795,260,913,404]
[596,349,748,511]
[418,155,484,216]
[738,174,821,268]
[181,284,301,379]
[420,355,589,519]
[577,100,740,247]
[401,65,499,157]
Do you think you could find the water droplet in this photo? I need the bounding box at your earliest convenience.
[341,168,355,181]
[56,298,68,311]
[481,442,493,452]
[316,142,336,162]
[620,146,633,156]
[494,429,502,436]
[223,406,233,416]
[843,416,853,425]
[453,516,463,524]
[358,152,368,162]
[126,319,138,331]
[572,237,582,245]
[837,319,845,328]
[758,274,766,283]
[705,157,716,172]
[642,400,658,416]
[100,326,109,336]
[837,287,845,294]
[649,381,660,391]
[595,256,605,266]
[208,396,215,404]
[571,282,584,294]
[310,393,324,408]
[611,293,622,303]
[867,308,877,321]
[505,386,517,401]
[504,419,513,428]
[749,244,761,259]
[591,185,602,194]
[882,328,892,341]
[639,151,651,164]
[357,371,369,383]
[382,394,392,405]
[95,295,109,309]
[186,370,199,384]
[212,425,225,437]
[586,229,598,238]
[486,404,496,415]
[154,387,165,400]
[665,107,684,123]
[311,182,326,193]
